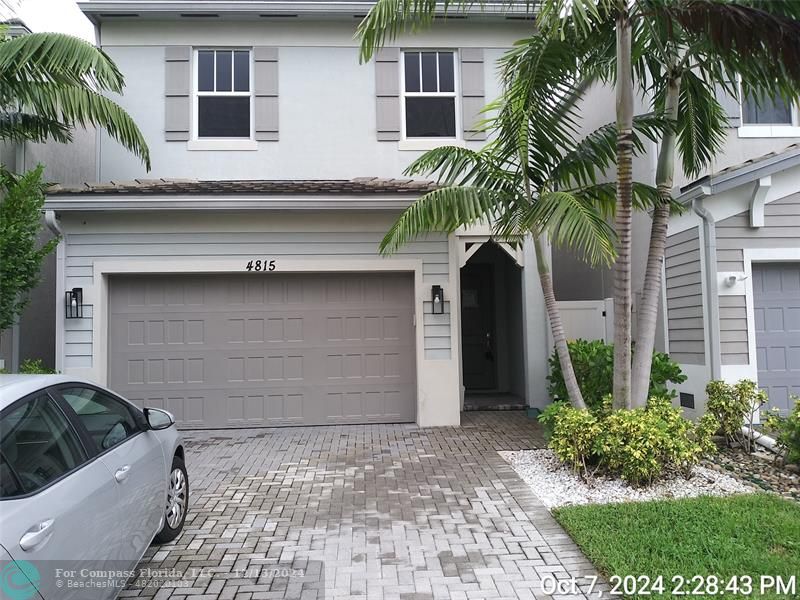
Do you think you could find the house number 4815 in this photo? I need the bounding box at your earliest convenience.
[245,259,276,272]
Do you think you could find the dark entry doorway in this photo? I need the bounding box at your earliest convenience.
[460,262,497,390]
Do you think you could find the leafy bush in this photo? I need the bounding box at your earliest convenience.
[547,398,718,486]
[19,358,57,374]
[0,166,58,331]
[0,358,58,374]
[649,351,688,398]
[547,339,613,410]
[547,339,686,408]
[538,400,567,441]
[705,379,767,452]
[764,397,800,465]
[549,407,601,473]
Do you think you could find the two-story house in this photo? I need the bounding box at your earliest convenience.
[42,0,549,428]
[37,0,800,427]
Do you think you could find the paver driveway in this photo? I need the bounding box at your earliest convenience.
[124,412,604,600]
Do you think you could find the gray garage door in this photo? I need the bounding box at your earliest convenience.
[108,273,416,428]
[753,263,800,415]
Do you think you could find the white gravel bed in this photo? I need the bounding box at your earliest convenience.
[500,449,754,509]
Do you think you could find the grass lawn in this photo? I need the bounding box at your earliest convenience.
[554,494,800,599]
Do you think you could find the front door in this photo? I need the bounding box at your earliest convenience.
[461,263,497,390]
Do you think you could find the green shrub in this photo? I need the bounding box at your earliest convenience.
[649,351,688,398]
[548,398,718,486]
[597,398,717,485]
[537,400,567,441]
[547,339,613,410]
[705,379,767,452]
[764,397,800,465]
[0,358,58,375]
[546,340,686,408]
[549,406,602,473]
[18,358,57,374]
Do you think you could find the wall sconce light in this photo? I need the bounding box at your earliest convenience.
[723,274,749,288]
[431,285,444,314]
[65,288,83,319]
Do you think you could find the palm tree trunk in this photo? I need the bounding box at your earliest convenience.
[533,235,587,410]
[612,6,635,410]
[631,73,682,408]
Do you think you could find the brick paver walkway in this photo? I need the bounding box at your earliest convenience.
[123,412,605,600]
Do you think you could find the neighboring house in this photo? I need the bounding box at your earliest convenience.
[665,144,800,418]
[0,18,96,372]
[559,83,800,418]
[43,0,547,428]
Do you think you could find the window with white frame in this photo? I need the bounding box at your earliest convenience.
[402,51,457,138]
[741,91,795,126]
[195,49,252,138]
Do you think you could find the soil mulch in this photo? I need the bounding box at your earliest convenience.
[705,447,800,502]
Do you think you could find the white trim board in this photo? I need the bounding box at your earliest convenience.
[668,162,800,236]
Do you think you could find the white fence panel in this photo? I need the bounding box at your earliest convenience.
[555,299,614,343]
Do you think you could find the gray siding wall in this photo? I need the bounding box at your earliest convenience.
[715,191,800,365]
[60,212,452,369]
[665,226,706,365]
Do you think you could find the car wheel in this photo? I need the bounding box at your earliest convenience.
[153,455,188,544]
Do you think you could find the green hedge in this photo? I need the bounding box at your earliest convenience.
[547,339,687,410]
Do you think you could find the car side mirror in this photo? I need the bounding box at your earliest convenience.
[144,407,174,430]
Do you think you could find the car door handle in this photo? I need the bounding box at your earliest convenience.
[19,519,55,552]
[115,465,131,482]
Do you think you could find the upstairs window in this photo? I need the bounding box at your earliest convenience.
[195,49,251,138]
[742,91,794,126]
[402,51,457,138]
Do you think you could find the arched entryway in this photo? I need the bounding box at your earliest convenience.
[460,241,526,410]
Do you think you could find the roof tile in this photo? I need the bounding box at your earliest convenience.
[46,177,438,196]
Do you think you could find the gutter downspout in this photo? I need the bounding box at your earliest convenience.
[45,211,66,373]
[692,198,722,380]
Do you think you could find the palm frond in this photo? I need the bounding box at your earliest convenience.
[13,82,150,170]
[674,69,727,178]
[379,186,509,254]
[582,181,681,215]
[0,33,124,93]
[551,112,668,189]
[357,0,524,62]
[651,0,800,87]
[504,190,617,267]
[403,143,515,190]
[0,112,72,144]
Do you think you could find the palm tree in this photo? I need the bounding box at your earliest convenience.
[377,33,662,409]
[359,0,800,410]
[0,30,150,169]
[626,1,800,406]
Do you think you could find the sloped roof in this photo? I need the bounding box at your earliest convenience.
[78,0,527,20]
[678,143,800,200]
[47,177,438,196]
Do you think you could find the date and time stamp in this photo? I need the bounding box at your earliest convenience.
[542,574,797,597]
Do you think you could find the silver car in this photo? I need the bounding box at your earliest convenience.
[0,375,189,599]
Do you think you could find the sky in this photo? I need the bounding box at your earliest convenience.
[12,0,94,41]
